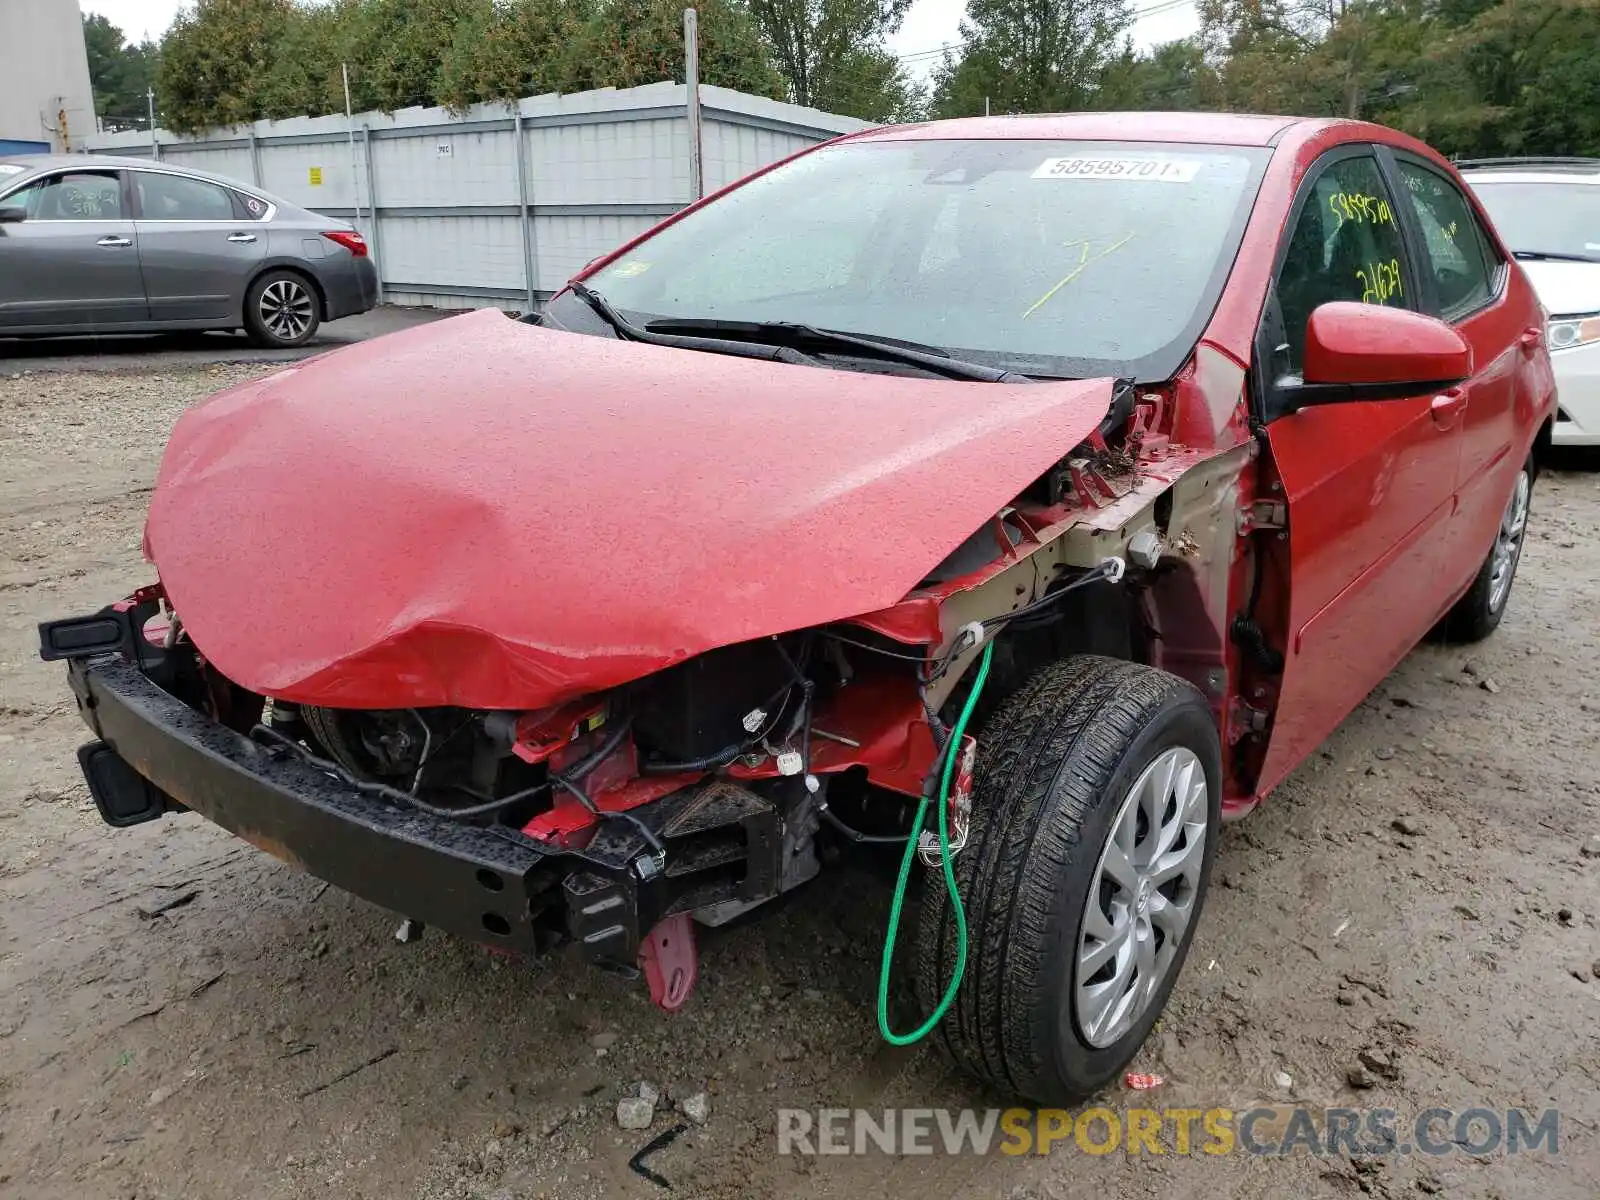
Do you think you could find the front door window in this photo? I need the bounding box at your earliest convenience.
[1274,154,1413,381]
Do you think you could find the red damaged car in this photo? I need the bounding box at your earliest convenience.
[42,113,1554,1104]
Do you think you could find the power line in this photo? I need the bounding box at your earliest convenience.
[1131,0,1198,18]
[895,42,961,62]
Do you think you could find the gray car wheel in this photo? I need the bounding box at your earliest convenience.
[245,270,321,348]
[915,655,1221,1104]
[1440,454,1535,642]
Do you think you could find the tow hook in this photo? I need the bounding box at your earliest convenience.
[638,912,698,1012]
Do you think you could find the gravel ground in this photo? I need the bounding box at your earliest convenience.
[2,365,1597,1200]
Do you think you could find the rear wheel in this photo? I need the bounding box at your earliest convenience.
[1440,456,1533,642]
[915,655,1221,1104]
[245,270,321,348]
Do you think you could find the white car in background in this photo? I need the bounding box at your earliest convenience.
[1462,158,1600,446]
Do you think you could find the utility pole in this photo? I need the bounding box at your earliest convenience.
[343,64,363,230]
[147,88,159,158]
[684,7,703,201]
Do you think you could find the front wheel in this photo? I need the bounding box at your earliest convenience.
[244,270,321,348]
[1440,456,1534,642]
[915,656,1221,1105]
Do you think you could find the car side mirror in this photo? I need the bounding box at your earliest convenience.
[1293,302,1472,406]
[0,206,26,224]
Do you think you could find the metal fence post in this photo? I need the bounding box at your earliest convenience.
[361,126,384,304]
[146,87,160,160]
[684,7,703,201]
[514,107,537,311]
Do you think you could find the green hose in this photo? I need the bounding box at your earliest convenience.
[876,640,994,1045]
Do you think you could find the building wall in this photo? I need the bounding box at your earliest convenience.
[0,0,96,151]
[82,82,871,310]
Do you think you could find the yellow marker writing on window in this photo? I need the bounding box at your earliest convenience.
[1022,234,1135,320]
[1357,258,1404,304]
[1329,192,1394,226]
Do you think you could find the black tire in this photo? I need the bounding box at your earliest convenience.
[244,269,321,348]
[915,655,1222,1105]
[1439,455,1534,643]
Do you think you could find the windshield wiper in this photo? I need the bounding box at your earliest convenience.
[566,282,819,366]
[644,317,1032,383]
[1512,249,1600,263]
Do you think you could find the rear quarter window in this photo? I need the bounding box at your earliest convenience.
[233,191,271,221]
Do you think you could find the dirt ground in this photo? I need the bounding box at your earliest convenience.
[1,363,1597,1200]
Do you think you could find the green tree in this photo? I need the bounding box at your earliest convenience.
[808,44,925,120]
[435,0,596,109]
[156,0,301,131]
[1191,0,1600,156]
[581,0,785,96]
[929,0,1135,117]
[334,0,491,112]
[1197,0,1344,115]
[83,13,158,129]
[1380,0,1600,156]
[251,3,346,120]
[746,0,919,119]
[1095,37,1219,110]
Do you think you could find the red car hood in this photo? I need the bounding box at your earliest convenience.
[146,308,1113,709]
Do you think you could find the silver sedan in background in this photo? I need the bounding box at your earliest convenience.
[0,155,377,348]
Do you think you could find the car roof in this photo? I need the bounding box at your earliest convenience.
[0,153,275,194]
[844,112,1325,148]
[1456,157,1600,184]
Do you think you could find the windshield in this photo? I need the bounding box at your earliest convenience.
[1468,180,1600,261]
[574,138,1270,380]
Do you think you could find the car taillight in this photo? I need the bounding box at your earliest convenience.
[322,230,368,257]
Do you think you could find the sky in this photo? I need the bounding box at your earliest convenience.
[80,0,183,44]
[81,0,1203,80]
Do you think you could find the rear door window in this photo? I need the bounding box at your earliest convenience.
[134,171,237,221]
[1394,161,1499,320]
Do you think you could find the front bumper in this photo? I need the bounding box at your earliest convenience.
[1551,341,1600,446]
[63,657,780,961]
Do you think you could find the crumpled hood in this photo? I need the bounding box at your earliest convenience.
[147,308,1113,709]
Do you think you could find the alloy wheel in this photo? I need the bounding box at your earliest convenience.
[1075,746,1208,1048]
[1488,469,1531,613]
[258,278,314,342]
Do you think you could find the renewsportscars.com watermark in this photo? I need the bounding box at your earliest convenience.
[776,1106,1561,1158]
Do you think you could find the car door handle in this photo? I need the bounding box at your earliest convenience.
[227,232,257,243]
[1430,388,1469,429]
[96,235,132,248]
[1520,326,1542,353]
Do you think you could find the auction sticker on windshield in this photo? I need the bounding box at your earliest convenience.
[1033,156,1201,182]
